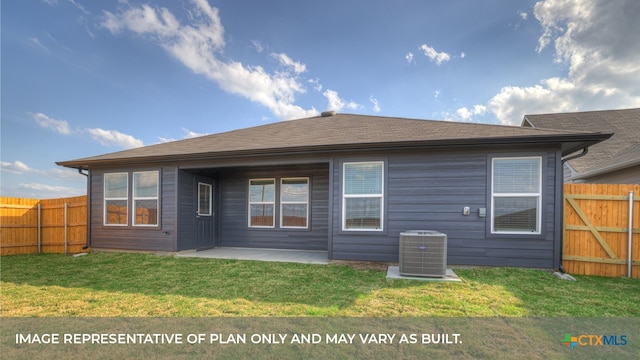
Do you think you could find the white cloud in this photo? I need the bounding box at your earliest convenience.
[27,112,144,149]
[1,160,86,198]
[29,37,50,53]
[1,161,31,174]
[271,53,306,74]
[458,0,640,125]
[442,104,489,122]
[405,52,414,64]
[101,0,317,120]
[308,78,322,92]
[323,89,359,112]
[17,183,85,198]
[19,183,82,193]
[158,128,209,143]
[487,78,581,124]
[29,112,72,135]
[1,160,83,179]
[369,96,381,113]
[251,40,265,53]
[455,105,488,121]
[182,128,209,138]
[519,11,528,20]
[85,128,144,149]
[418,44,451,65]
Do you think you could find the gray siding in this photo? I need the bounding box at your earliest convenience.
[89,166,178,251]
[86,144,563,268]
[218,164,329,250]
[176,170,196,251]
[330,146,562,268]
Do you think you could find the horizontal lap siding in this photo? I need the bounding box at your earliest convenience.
[177,170,196,251]
[89,167,177,251]
[218,164,329,250]
[331,148,560,268]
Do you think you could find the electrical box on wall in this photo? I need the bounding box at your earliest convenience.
[463,207,470,216]
[479,208,486,217]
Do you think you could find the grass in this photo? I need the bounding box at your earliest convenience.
[1,252,639,317]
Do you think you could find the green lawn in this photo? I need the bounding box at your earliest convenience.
[1,252,639,317]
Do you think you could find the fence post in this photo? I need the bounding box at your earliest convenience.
[629,191,634,278]
[64,202,68,255]
[37,202,41,254]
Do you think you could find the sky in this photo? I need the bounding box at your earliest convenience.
[2,0,640,199]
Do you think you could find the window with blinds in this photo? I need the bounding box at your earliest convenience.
[343,162,384,231]
[491,157,542,234]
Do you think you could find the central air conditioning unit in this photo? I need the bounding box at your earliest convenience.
[399,230,447,277]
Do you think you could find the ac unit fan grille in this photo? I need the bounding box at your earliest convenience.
[399,231,447,277]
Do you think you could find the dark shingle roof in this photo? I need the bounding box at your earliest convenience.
[58,113,611,169]
[523,108,640,176]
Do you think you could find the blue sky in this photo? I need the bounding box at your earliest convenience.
[2,0,640,198]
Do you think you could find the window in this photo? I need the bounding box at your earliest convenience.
[133,171,159,226]
[249,179,275,228]
[491,157,542,234]
[343,162,384,231]
[281,178,309,228]
[104,173,128,225]
[198,183,212,216]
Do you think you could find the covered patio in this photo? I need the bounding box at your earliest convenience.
[176,247,329,265]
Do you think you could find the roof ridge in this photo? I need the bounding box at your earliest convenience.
[57,112,611,169]
[525,107,640,118]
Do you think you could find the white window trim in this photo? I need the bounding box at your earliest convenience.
[132,171,159,227]
[280,177,309,229]
[248,178,276,228]
[104,172,128,226]
[490,156,542,235]
[198,182,213,216]
[342,161,384,232]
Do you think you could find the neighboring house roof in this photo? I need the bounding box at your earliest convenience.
[522,108,640,181]
[58,113,612,170]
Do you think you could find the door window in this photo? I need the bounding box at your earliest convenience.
[198,182,212,216]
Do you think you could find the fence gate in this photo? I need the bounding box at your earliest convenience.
[563,184,640,278]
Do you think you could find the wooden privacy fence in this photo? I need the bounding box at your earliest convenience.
[2,187,639,279]
[563,184,640,279]
[0,196,88,256]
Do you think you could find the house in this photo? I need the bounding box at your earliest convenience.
[523,108,640,184]
[57,112,611,268]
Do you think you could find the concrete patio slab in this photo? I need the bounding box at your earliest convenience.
[176,247,329,265]
[386,266,462,282]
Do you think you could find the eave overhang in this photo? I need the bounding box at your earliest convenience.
[56,132,613,171]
